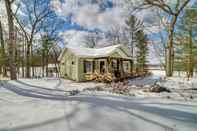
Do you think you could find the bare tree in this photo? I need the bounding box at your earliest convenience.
[4,0,17,80]
[148,9,168,69]
[84,32,100,48]
[132,0,191,76]
[0,20,7,76]
[14,0,53,78]
[38,14,63,77]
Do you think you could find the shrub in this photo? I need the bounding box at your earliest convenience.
[111,82,130,95]
[143,85,171,93]
[83,86,104,91]
[69,90,80,96]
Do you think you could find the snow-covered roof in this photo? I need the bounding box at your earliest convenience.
[68,44,121,57]
[58,44,132,61]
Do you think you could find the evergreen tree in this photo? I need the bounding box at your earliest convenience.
[126,15,143,58]
[175,8,197,78]
[135,30,149,73]
[41,35,53,77]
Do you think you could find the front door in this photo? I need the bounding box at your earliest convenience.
[100,61,105,73]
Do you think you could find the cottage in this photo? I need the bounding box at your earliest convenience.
[58,44,133,82]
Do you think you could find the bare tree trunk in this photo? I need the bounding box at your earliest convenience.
[26,27,35,78]
[5,0,17,80]
[166,15,177,77]
[0,21,2,75]
[166,47,173,76]
[22,60,24,77]
[51,48,60,78]
[14,26,20,77]
[55,63,59,78]
[26,43,31,78]
[24,38,27,77]
[21,37,25,77]
[188,28,193,77]
[46,51,49,77]
[31,44,34,77]
[0,20,7,77]
[42,49,45,77]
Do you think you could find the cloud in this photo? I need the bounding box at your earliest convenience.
[51,0,166,35]
[51,0,130,32]
[60,30,91,47]
[59,29,121,48]
[52,0,165,48]
[73,4,100,29]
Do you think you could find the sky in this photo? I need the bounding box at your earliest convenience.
[49,0,166,64]
[50,0,196,39]
[49,0,196,65]
[50,0,162,46]
[0,0,196,65]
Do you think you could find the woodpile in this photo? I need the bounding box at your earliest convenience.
[111,82,129,95]
[88,72,113,83]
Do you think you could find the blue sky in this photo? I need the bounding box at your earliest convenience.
[12,0,196,64]
[51,0,196,65]
[55,0,196,35]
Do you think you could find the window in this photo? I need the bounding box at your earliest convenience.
[123,61,129,72]
[112,60,117,72]
[84,61,93,73]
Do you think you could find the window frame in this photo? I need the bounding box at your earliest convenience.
[84,60,93,74]
[123,61,130,72]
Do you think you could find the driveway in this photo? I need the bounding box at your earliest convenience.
[0,79,197,131]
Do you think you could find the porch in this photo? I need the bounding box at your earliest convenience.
[83,57,133,81]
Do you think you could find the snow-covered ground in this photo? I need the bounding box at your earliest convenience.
[0,73,197,131]
[125,70,197,100]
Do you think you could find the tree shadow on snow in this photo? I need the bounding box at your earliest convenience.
[2,81,197,131]
[1,103,80,131]
[15,79,64,92]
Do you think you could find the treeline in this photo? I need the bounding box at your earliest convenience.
[0,0,196,80]
[0,0,150,80]
[134,0,196,78]
[174,9,197,79]
[0,0,63,79]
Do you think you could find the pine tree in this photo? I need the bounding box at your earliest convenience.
[41,35,53,77]
[135,30,148,73]
[175,8,197,78]
[126,15,143,58]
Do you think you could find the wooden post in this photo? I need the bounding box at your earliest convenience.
[130,60,133,74]
[117,59,120,72]
[120,59,124,77]
[92,59,95,73]
[107,58,112,73]
[105,58,108,73]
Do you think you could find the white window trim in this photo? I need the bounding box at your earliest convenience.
[84,60,93,74]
